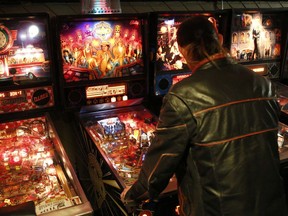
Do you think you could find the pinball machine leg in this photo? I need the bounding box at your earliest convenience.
[87,153,106,209]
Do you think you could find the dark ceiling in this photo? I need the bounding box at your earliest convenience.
[0,0,219,2]
[0,0,260,5]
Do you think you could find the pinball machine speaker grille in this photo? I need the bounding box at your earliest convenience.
[268,62,280,78]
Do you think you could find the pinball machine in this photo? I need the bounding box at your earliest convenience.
[228,9,288,158]
[0,13,93,215]
[229,9,285,75]
[147,10,232,115]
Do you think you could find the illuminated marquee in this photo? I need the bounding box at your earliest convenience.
[86,83,126,99]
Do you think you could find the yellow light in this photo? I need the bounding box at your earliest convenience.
[252,67,265,73]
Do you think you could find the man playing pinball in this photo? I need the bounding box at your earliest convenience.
[121,16,288,216]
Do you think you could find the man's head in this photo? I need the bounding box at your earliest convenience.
[177,16,223,64]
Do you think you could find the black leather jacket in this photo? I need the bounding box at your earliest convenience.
[125,57,288,216]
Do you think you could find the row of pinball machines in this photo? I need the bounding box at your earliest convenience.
[52,10,236,216]
[2,8,288,216]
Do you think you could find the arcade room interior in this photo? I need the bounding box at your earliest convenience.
[2,0,288,216]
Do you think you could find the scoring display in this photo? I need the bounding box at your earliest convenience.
[0,90,24,99]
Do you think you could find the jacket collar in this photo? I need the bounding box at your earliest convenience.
[191,53,231,73]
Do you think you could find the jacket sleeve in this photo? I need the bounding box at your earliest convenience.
[124,93,197,201]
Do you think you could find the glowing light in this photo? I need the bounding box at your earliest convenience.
[122,95,128,101]
[46,167,56,175]
[13,156,20,163]
[175,205,180,215]
[44,158,53,166]
[16,130,25,136]
[28,25,39,38]
[3,152,9,161]
[111,97,116,102]
[160,26,167,34]
[20,34,27,40]
[139,210,152,216]
[19,149,28,157]
[164,19,175,26]
[252,67,265,73]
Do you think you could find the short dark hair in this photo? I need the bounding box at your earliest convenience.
[177,16,222,61]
